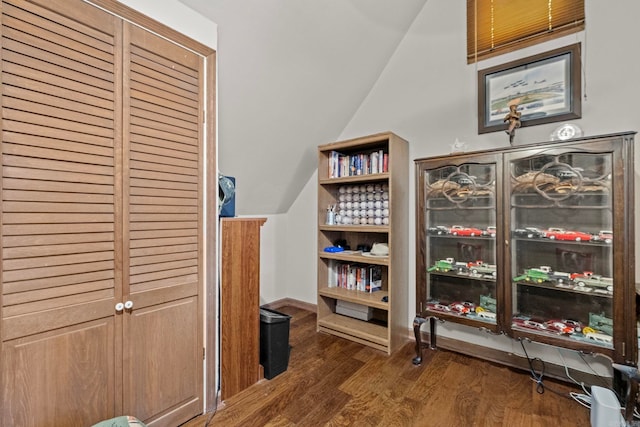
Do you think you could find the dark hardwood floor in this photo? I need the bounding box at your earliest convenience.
[182,306,591,426]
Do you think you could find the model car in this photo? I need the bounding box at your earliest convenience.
[468,262,497,277]
[513,266,552,283]
[428,225,450,235]
[545,319,581,334]
[483,226,496,237]
[562,319,584,333]
[427,258,455,273]
[449,301,476,314]
[513,227,544,238]
[449,225,483,237]
[512,316,547,331]
[570,271,594,281]
[592,230,613,244]
[572,273,613,292]
[585,331,613,345]
[513,266,571,284]
[475,306,497,320]
[543,228,593,242]
[426,302,451,313]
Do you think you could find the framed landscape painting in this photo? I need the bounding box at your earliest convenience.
[477,43,581,134]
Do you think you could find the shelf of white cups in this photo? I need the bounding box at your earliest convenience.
[335,183,390,226]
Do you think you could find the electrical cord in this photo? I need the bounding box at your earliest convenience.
[577,351,610,389]
[519,338,546,394]
[558,349,640,420]
[569,391,592,409]
[557,348,591,396]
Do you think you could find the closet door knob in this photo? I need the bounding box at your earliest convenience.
[124,300,134,310]
[115,302,125,312]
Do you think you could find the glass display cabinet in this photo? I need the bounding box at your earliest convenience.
[414,132,637,368]
[507,148,616,351]
[414,153,501,343]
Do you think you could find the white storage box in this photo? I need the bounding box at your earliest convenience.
[336,300,373,321]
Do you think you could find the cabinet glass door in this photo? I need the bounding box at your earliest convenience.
[422,161,498,325]
[509,151,613,348]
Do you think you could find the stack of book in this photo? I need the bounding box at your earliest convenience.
[328,261,382,292]
[328,149,388,178]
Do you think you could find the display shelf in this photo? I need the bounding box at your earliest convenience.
[317,132,408,355]
[414,131,636,369]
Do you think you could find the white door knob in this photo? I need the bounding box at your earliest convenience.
[124,300,134,310]
[115,302,124,312]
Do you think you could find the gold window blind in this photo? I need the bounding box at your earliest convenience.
[467,0,585,63]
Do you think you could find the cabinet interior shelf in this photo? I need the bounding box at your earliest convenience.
[428,272,496,282]
[514,281,613,298]
[319,286,389,310]
[512,237,612,246]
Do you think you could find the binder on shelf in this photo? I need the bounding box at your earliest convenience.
[369,265,382,292]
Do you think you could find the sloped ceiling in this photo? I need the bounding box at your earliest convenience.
[178,0,427,214]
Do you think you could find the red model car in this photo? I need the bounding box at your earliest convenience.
[543,227,593,242]
[545,319,581,334]
[450,225,484,237]
[449,301,476,314]
[570,271,594,281]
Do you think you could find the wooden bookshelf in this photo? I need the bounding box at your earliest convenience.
[316,132,408,354]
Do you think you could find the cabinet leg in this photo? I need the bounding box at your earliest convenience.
[412,315,428,365]
[429,316,437,350]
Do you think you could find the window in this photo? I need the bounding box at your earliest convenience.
[467,0,584,63]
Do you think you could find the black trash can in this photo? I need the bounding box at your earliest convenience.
[259,307,291,379]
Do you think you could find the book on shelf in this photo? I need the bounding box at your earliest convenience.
[328,261,381,293]
[328,149,388,178]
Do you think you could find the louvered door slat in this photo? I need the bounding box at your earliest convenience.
[3,270,114,295]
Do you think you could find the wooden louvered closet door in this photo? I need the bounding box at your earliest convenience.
[122,22,203,426]
[0,1,206,426]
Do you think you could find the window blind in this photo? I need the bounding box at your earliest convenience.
[467,0,584,63]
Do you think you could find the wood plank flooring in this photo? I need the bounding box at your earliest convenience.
[181,306,592,426]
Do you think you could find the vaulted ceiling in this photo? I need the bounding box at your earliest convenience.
[178,0,428,214]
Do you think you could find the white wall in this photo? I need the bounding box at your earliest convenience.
[116,0,217,49]
[278,0,640,375]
